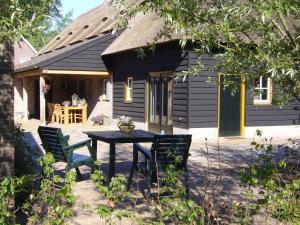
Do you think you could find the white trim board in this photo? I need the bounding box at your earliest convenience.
[244,125,300,138]
[130,123,300,139]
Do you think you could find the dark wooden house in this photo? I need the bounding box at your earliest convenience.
[14,2,300,139]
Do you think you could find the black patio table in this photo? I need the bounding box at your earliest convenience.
[84,129,156,184]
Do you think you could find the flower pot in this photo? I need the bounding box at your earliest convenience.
[118,125,135,134]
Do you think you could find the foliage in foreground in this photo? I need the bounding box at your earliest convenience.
[0,153,76,225]
[238,130,300,224]
[23,153,76,225]
[90,163,205,224]
[0,0,62,43]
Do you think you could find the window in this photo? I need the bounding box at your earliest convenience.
[254,77,272,105]
[125,76,133,102]
[85,80,92,100]
[99,78,109,101]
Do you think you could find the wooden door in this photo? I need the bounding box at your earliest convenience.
[219,76,241,136]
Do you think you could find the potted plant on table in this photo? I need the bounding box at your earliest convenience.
[117,116,135,134]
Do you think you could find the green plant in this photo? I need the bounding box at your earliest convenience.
[0,175,31,224]
[91,159,204,225]
[238,130,300,224]
[91,168,131,206]
[91,167,137,224]
[117,115,134,127]
[24,153,76,225]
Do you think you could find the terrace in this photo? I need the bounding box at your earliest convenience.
[18,119,296,224]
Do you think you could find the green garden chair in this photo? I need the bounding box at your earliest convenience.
[38,126,95,179]
[128,134,192,198]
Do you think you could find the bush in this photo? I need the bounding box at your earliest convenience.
[238,130,300,224]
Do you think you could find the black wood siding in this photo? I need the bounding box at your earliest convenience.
[245,91,300,126]
[44,34,117,71]
[188,52,219,128]
[109,42,189,128]
[188,52,300,129]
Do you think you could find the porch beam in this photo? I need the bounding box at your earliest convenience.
[42,69,110,76]
[39,76,46,123]
[15,69,42,78]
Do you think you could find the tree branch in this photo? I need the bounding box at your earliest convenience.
[269,17,286,39]
[278,12,296,47]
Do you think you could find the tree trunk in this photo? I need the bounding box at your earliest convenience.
[0,42,14,177]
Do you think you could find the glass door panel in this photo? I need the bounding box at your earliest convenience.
[148,73,173,134]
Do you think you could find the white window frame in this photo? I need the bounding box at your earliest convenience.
[253,77,272,105]
[99,78,109,101]
[125,76,133,102]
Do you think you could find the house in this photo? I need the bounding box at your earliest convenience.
[14,37,38,120]
[14,2,300,139]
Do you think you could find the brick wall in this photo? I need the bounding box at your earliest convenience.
[14,78,23,120]
[14,39,36,66]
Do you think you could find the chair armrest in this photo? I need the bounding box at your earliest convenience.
[134,143,151,159]
[63,135,70,142]
[64,139,92,151]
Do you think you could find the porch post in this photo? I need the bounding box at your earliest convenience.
[39,76,46,123]
[22,77,29,120]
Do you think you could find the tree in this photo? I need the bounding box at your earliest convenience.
[111,0,300,105]
[27,10,73,50]
[0,0,61,177]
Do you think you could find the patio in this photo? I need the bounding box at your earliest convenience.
[19,119,295,224]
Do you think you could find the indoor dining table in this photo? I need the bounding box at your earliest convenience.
[84,130,156,184]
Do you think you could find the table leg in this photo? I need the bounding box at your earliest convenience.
[82,108,87,124]
[108,143,116,184]
[92,139,98,161]
[127,143,138,190]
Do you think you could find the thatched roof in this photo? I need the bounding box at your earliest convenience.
[38,0,119,55]
[102,11,180,55]
[14,1,181,73]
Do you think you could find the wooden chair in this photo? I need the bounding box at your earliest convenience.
[54,104,73,124]
[74,104,87,123]
[128,135,192,198]
[38,126,95,179]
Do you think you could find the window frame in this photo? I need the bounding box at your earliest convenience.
[125,76,133,103]
[99,78,109,101]
[253,76,272,105]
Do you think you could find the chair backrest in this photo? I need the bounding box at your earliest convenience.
[38,126,70,162]
[150,135,192,171]
[54,104,63,115]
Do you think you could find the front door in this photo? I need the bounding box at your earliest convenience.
[147,72,173,134]
[219,76,241,137]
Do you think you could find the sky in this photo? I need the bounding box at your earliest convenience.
[61,0,104,19]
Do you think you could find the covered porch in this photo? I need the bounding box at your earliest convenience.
[14,68,113,124]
